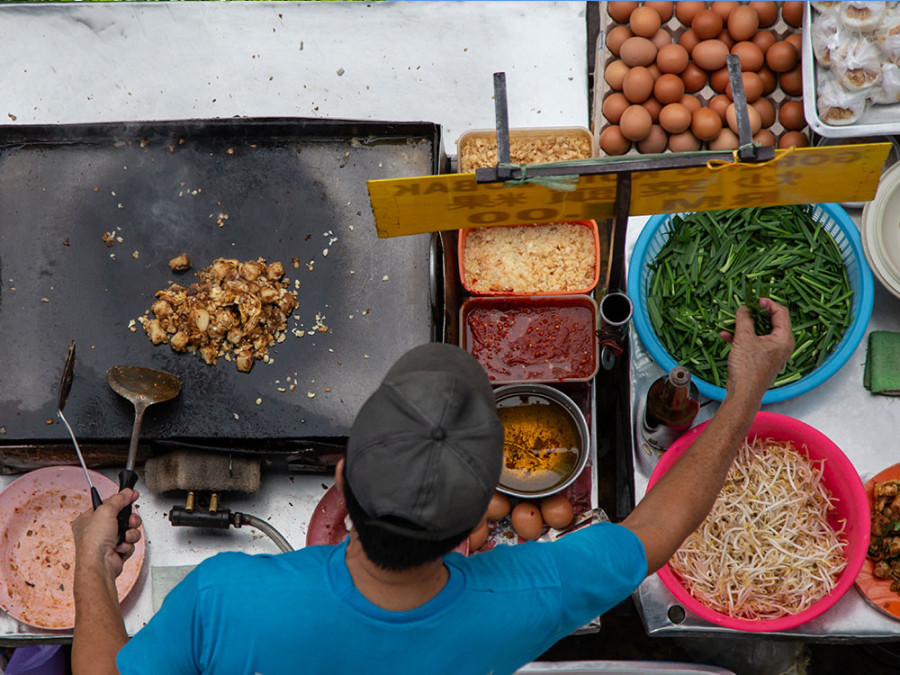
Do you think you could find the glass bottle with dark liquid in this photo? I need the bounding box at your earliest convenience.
[637,366,700,466]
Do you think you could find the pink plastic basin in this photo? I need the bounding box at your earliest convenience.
[647,411,870,632]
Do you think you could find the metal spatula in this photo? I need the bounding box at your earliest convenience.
[57,340,103,510]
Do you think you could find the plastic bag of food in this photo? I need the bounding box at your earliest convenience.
[840,2,888,32]
[872,62,900,104]
[812,13,843,67]
[812,1,842,16]
[876,15,900,63]
[830,35,884,92]
[817,70,869,124]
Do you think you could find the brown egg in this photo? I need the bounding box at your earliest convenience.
[608,1,638,24]
[753,128,777,147]
[468,519,489,551]
[511,502,544,541]
[642,96,663,122]
[541,494,575,530]
[693,40,730,71]
[766,41,799,73]
[781,1,804,28]
[647,63,662,80]
[710,67,731,94]
[751,29,777,54]
[678,29,700,55]
[779,130,809,148]
[779,100,806,131]
[708,93,732,122]
[779,65,803,96]
[710,1,739,22]
[630,6,662,38]
[680,93,702,113]
[644,1,674,23]
[785,33,803,60]
[620,105,653,141]
[727,5,759,42]
[653,73,685,104]
[691,108,723,141]
[692,10,723,40]
[675,1,706,26]
[659,102,692,133]
[757,66,777,95]
[710,127,740,150]
[638,124,669,153]
[623,66,655,103]
[650,27,673,51]
[749,1,778,28]
[668,130,701,152]
[680,63,708,92]
[486,491,511,520]
[604,60,630,90]
[602,92,630,123]
[726,102,762,135]
[717,28,735,50]
[620,37,658,67]
[750,97,776,128]
[726,71,763,103]
[731,41,765,72]
[606,25,633,56]
[657,43,690,74]
[599,125,631,155]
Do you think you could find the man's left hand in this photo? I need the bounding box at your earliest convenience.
[72,488,142,579]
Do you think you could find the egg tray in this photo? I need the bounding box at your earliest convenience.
[802,4,900,138]
[591,1,807,156]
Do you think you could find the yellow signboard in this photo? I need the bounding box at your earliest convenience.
[367,143,890,238]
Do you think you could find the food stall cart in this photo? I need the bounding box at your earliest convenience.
[0,0,592,645]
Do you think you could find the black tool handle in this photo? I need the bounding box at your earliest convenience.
[90,486,103,510]
[116,469,139,544]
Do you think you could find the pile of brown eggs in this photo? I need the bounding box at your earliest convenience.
[599,1,811,155]
[467,491,576,550]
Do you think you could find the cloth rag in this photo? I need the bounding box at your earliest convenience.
[864,331,900,395]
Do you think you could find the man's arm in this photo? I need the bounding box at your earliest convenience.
[623,298,794,573]
[72,489,143,675]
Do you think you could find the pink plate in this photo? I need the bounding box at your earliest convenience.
[305,484,468,555]
[855,463,900,621]
[0,466,145,630]
[647,411,870,632]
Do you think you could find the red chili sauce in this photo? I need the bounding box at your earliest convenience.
[466,302,595,381]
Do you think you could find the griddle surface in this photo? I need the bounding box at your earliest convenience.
[0,119,440,447]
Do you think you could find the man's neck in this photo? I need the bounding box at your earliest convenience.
[344,532,449,612]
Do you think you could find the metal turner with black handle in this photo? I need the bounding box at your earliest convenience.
[57,340,103,510]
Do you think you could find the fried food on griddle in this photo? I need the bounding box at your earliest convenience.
[168,253,191,272]
[139,257,298,373]
[868,479,900,592]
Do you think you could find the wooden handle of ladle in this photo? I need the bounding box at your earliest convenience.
[116,469,139,545]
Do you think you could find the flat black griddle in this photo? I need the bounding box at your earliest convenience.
[0,118,443,459]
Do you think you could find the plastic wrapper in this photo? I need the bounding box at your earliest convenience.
[876,16,900,64]
[840,2,888,32]
[817,71,869,125]
[830,35,884,92]
[811,1,842,16]
[872,62,900,104]
[812,13,843,67]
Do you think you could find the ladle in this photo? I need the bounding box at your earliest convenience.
[107,365,181,541]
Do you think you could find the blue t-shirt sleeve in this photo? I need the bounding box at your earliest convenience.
[117,564,204,675]
[546,522,647,628]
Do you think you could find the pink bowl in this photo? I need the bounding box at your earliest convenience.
[647,411,870,632]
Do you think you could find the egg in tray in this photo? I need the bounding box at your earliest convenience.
[593,1,809,156]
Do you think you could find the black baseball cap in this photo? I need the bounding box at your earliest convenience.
[345,343,504,541]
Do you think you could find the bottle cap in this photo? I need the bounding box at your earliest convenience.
[668,366,692,387]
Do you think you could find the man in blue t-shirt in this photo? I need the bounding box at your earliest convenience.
[71,299,793,675]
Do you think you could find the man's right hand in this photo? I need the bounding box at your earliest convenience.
[720,298,794,403]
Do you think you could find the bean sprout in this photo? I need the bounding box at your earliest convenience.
[670,437,848,620]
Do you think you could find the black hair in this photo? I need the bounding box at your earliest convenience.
[342,465,470,571]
